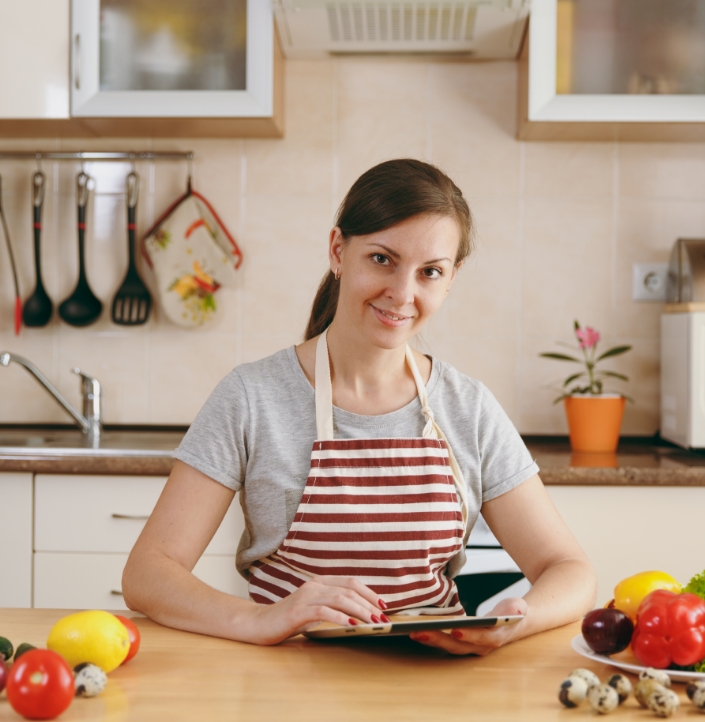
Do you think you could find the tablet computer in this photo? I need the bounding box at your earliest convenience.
[304,614,524,639]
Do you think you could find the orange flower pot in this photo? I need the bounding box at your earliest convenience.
[563,395,626,453]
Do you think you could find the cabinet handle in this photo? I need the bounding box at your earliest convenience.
[110,590,123,596]
[111,513,149,520]
[74,34,80,91]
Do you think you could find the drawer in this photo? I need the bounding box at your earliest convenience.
[33,552,248,609]
[0,473,33,608]
[34,475,244,554]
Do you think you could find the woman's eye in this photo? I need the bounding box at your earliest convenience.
[422,267,442,279]
[372,254,390,265]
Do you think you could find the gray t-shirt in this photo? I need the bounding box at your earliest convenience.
[174,346,539,580]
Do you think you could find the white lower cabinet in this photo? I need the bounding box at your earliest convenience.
[546,485,705,606]
[0,472,33,608]
[33,474,249,609]
[33,553,247,610]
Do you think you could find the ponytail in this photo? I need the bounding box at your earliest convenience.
[304,271,340,341]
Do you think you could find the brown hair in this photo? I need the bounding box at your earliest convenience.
[304,158,473,341]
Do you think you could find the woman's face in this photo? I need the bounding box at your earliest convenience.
[330,214,461,349]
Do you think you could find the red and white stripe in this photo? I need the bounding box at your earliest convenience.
[248,438,466,615]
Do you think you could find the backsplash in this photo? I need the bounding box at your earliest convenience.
[0,57,698,434]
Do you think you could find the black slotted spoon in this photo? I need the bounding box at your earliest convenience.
[58,172,103,327]
[111,171,151,325]
[23,171,53,327]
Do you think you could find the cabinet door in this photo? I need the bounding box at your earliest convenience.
[34,474,245,555]
[0,0,70,119]
[71,0,273,118]
[547,485,705,604]
[34,552,247,609]
[528,0,705,123]
[0,473,33,608]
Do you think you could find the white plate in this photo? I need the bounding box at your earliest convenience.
[571,635,705,683]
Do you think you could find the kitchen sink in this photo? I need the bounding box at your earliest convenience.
[0,427,186,457]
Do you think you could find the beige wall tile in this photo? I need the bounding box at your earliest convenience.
[521,199,614,339]
[614,198,705,338]
[240,194,332,340]
[241,333,302,365]
[245,61,335,197]
[618,338,659,435]
[524,142,615,199]
[336,57,430,200]
[430,62,520,199]
[619,143,705,200]
[148,333,239,425]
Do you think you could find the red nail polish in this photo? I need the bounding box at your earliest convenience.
[416,634,430,642]
[371,614,380,623]
[381,614,391,623]
[348,618,358,626]
[451,629,463,639]
[378,599,388,610]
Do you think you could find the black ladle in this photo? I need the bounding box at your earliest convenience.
[22,171,53,327]
[58,172,102,327]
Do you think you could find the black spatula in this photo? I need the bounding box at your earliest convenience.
[58,172,102,327]
[111,172,151,325]
[23,171,53,327]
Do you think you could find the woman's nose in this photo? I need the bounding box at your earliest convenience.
[385,270,415,305]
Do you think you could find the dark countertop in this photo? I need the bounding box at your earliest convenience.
[1,427,705,484]
[525,435,705,486]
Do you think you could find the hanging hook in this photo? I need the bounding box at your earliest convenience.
[35,153,43,173]
[129,152,136,174]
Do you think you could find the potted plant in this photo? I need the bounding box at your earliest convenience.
[540,321,632,453]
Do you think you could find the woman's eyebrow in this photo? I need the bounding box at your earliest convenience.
[368,243,452,265]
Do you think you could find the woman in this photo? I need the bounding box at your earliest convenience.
[123,159,596,655]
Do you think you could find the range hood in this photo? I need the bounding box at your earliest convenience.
[273,0,530,59]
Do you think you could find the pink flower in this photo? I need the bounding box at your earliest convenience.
[576,326,600,349]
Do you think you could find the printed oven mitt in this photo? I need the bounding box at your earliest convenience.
[143,188,242,328]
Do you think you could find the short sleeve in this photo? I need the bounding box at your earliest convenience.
[478,385,539,502]
[173,370,249,492]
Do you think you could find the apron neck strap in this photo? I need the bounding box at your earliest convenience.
[314,330,438,440]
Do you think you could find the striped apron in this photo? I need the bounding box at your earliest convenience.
[248,331,469,615]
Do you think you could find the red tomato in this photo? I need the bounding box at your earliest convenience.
[114,615,141,664]
[6,649,74,720]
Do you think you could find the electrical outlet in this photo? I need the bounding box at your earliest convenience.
[632,263,669,302]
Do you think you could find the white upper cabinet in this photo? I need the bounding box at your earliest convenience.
[71,0,273,118]
[0,0,71,119]
[0,0,283,137]
[520,0,705,140]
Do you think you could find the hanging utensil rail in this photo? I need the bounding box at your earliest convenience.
[0,151,193,162]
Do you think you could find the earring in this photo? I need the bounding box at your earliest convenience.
[334,268,340,281]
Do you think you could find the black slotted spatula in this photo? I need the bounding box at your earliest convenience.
[111,172,151,325]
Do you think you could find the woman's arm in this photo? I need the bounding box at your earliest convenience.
[410,474,597,655]
[122,460,385,644]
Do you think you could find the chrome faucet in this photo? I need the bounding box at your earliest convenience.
[0,352,103,442]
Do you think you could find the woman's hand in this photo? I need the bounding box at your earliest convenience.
[244,575,389,645]
[408,597,528,656]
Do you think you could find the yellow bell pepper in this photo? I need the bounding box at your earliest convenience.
[613,571,681,621]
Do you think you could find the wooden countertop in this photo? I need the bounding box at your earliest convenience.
[0,610,694,721]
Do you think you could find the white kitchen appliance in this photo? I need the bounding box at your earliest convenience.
[273,0,530,59]
[661,238,705,449]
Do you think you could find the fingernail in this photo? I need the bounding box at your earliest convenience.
[416,634,430,642]
[371,614,380,623]
[381,614,391,623]
[348,618,358,626]
[378,599,388,610]
[451,629,463,639]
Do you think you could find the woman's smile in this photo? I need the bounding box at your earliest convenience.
[370,304,413,327]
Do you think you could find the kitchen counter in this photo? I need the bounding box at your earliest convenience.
[2,428,705,484]
[525,436,705,486]
[0,609,685,722]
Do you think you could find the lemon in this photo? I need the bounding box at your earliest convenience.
[47,610,130,672]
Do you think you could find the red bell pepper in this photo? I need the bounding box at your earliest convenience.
[631,589,705,668]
